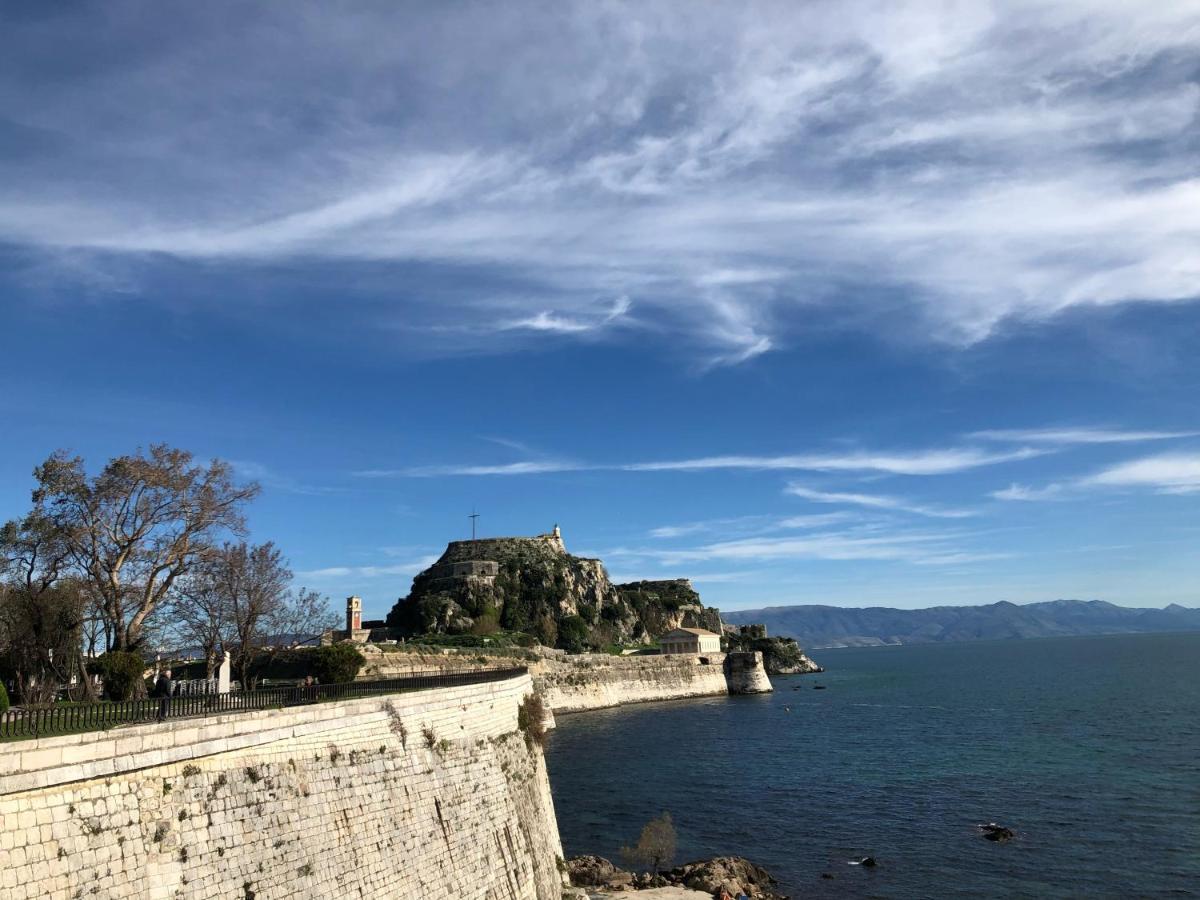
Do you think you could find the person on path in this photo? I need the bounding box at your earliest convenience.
[154,668,174,722]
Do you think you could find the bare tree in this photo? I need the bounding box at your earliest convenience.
[270,586,336,647]
[29,445,259,652]
[165,542,335,689]
[621,811,677,875]
[79,592,110,659]
[254,585,338,686]
[167,555,233,679]
[215,542,290,687]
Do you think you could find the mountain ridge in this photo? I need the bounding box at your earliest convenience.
[724,598,1200,649]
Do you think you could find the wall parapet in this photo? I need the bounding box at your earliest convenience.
[0,670,533,796]
[0,667,528,745]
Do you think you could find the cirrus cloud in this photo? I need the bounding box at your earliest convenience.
[1,2,1198,365]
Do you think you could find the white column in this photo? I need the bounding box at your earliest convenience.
[217,650,232,694]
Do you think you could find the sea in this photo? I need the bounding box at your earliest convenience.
[543,632,1200,898]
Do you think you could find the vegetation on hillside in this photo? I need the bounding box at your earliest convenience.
[723,625,822,675]
[386,538,722,652]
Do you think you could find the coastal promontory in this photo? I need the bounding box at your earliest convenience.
[385,526,723,651]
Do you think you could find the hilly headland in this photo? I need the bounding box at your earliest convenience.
[725,598,1200,649]
[381,526,819,677]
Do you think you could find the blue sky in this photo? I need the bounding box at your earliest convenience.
[1,2,1198,618]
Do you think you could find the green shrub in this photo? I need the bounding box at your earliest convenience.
[310,643,365,684]
[89,651,147,701]
[517,692,547,748]
[556,615,589,654]
[469,607,500,636]
[0,681,9,715]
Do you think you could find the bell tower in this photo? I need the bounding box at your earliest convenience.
[346,595,362,632]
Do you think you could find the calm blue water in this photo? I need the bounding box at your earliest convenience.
[544,633,1200,898]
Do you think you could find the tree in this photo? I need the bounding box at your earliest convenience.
[88,650,147,701]
[166,557,233,679]
[310,643,365,684]
[534,613,558,648]
[220,542,292,687]
[557,614,590,653]
[28,445,259,653]
[79,593,110,659]
[0,514,92,703]
[199,542,335,688]
[621,811,677,874]
[269,586,336,648]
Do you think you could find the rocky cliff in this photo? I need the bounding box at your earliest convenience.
[723,624,823,675]
[386,529,722,651]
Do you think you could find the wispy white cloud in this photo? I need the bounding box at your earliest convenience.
[910,551,1015,566]
[777,512,858,529]
[624,447,1046,476]
[991,482,1066,502]
[1080,452,1200,495]
[3,3,1198,364]
[973,427,1199,445]
[994,451,1200,499]
[502,296,632,335]
[649,512,857,540]
[787,485,976,518]
[648,516,764,539]
[358,460,584,478]
[359,444,1046,479]
[229,460,340,496]
[298,554,439,580]
[607,524,1003,568]
[688,571,761,584]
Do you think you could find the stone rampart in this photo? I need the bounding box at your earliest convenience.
[0,674,564,900]
[535,653,729,713]
[724,651,773,694]
[357,647,773,714]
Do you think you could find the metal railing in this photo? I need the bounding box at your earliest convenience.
[0,667,527,742]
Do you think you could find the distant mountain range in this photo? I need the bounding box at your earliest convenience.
[724,599,1200,649]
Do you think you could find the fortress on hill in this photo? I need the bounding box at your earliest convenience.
[384,524,725,648]
[422,525,567,588]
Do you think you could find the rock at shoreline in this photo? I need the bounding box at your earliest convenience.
[567,855,619,886]
[568,855,787,899]
[666,856,784,899]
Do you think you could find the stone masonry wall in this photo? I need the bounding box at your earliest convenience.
[0,675,564,900]
[358,648,772,714]
[533,653,734,713]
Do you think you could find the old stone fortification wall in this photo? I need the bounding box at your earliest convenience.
[358,648,772,714]
[534,653,731,713]
[724,651,774,694]
[0,675,564,900]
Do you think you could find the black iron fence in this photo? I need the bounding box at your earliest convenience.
[0,667,527,742]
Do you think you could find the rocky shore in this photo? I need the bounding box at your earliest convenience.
[565,855,788,899]
[723,625,822,676]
